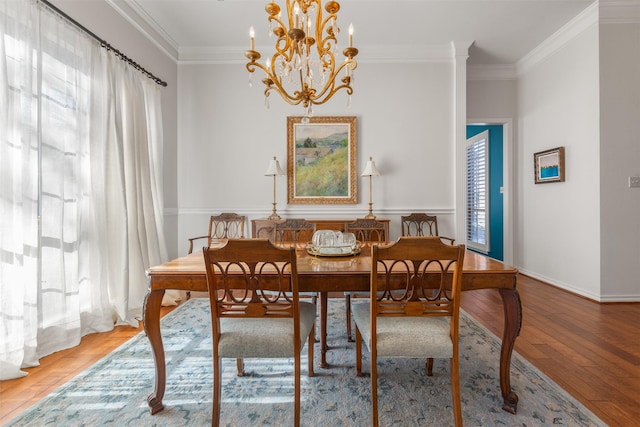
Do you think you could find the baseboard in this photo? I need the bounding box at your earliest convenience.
[518,270,640,303]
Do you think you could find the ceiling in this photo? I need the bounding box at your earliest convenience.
[117,0,595,65]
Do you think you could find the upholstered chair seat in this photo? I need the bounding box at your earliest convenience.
[351,304,452,358]
[217,303,316,358]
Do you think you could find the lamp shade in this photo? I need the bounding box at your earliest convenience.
[265,156,285,176]
[361,156,380,177]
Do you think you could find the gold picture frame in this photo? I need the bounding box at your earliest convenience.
[534,146,565,184]
[287,116,357,204]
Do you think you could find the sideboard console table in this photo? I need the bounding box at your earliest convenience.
[251,218,390,239]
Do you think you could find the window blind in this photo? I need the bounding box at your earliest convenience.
[466,131,489,253]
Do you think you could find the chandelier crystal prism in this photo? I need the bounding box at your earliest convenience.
[245,0,358,118]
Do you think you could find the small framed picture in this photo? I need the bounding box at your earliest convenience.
[534,146,565,184]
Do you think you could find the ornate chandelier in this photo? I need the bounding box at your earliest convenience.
[245,0,358,119]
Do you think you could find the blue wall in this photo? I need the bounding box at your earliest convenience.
[466,125,503,261]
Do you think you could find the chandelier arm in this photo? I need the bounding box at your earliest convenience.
[268,14,287,32]
[311,58,352,99]
[315,10,333,48]
[246,61,301,105]
[267,85,305,106]
[246,61,266,74]
[286,0,297,28]
[274,35,292,58]
[310,74,336,100]
[266,69,306,106]
[268,58,296,99]
[318,15,338,52]
[318,38,336,61]
[319,13,337,35]
[270,17,295,57]
[311,82,353,105]
[266,87,306,106]
[318,49,336,75]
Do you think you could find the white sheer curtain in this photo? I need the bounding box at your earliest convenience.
[0,0,169,381]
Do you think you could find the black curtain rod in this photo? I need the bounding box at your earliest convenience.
[40,0,168,87]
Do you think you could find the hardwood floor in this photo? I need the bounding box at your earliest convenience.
[0,304,179,425]
[1,277,639,426]
[460,275,640,427]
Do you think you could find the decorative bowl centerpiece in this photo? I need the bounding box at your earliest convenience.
[307,230,361,257]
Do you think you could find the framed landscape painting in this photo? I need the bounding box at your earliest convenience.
[534,146,565,184]
[287,116,357,204]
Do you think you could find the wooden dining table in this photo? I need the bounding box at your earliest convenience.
[143,242,521,416]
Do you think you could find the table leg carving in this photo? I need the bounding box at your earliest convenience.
[143,289,166,414]
[499,287,522,414]
[320,292,329,368]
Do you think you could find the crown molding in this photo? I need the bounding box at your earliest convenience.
[600,0,640,23]
[107,0,179,61]
[178,43,456,64]
[357,44,454,63]
[517,1,599,76]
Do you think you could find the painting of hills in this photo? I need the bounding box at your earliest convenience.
[293,124,350,198]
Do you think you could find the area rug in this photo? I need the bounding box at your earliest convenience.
[6,298,606,426]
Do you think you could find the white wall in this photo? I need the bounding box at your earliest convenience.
[516,20,602,299]
[598,20,640,300]
[468,79,518,119]
[177,60,457,255]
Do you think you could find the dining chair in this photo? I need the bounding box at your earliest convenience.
[272,218,320,343]
[345,218,387,243]
[203,239,316,427]
[254,224,275,239]
[401,212,455,244]
[352,236,466,426]
[187,212,246,254]
[186,213,246,300]
[343,218,388,342]
[273,218,316,243]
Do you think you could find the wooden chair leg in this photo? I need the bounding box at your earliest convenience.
[308,321,315,377]
[346,294,353,342]
[426,357,434,376]
[294,351,301,427]
[451,357,462,426]
[212,356,222,427]
[355,326,363,377]
[315,296,321,343]
[313,293,319,342]
[371,351,379,427]
[236,358,244,376]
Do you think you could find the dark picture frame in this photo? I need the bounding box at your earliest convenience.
[534,146,565,184]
